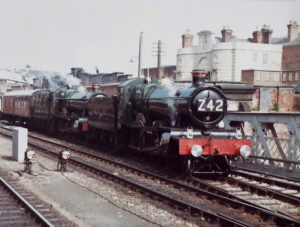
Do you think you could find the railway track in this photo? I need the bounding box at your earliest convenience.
[185,174,300,220]
[222,170,300,219]
[0,172,70,226]
[0,125,300,226]
[226,170,300,203]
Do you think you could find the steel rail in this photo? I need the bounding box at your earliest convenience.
[231,169,300,191]
[219,175,300,206]
[0,177,54,227]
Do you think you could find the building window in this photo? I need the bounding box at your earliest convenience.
[283,73,286,81]
[289,72,293,81]
[264,72,270,81]
[177,59,182,66]
[296,72,299,81]
[263,53,268,64]
[253,52,258,62]
[272,72,280,81]
[198,57,209,70]
[255,71,261,81]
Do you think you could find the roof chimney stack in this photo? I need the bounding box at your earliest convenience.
[252,26,263,43]
[287,20,299,42]
[221,26,233,42]
[181,30,194,48]
[261,24,273,44]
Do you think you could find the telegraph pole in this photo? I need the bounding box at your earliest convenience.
[152,40,164,79]
[157,40,161,79]
[138,32,143,78]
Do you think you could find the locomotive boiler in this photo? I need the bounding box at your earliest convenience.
[129,78,227,129]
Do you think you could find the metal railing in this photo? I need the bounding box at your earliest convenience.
[223,112,300,179]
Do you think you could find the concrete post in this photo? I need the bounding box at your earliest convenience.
[12,127,28,162]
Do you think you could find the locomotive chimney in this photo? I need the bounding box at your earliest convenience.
[181,30,194,48]
[192,70,207,85]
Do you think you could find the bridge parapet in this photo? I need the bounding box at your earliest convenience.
[224,112,300,179]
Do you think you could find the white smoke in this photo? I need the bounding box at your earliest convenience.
[62,73,81,87]
[160,77,178,127]
[77,86,87,93]
[28,70,81,90]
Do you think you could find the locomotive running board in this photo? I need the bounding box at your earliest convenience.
[128,144,158,152]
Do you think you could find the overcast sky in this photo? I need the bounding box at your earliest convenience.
[0,0,299,76]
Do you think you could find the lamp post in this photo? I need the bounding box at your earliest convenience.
[138,32,143,78]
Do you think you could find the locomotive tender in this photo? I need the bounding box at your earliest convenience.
[1,75,252,175]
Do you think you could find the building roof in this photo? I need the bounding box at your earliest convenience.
[283,35,300,46]
[0,68,33,84]
[4,89,40,97]
[215,36,288,45]
[271,37,289,44]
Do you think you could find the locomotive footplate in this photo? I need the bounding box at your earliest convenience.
[178,138,252,156]
[176,137,252,175]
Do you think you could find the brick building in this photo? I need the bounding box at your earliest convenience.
[251,86,295,112]
[242,70,282,86]
[141,65,176,79]
[281,21,300,86]
[241,69,300,87]
[242,21,300,86]
[0,69,33,93]
[239,21,300,112]
[70,68,131,86]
